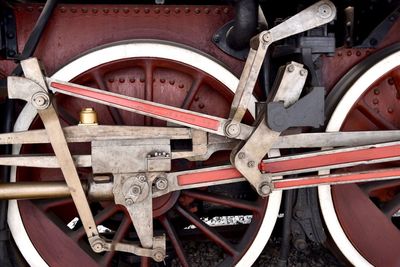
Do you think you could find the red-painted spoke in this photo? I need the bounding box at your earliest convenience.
[37,197,74,211]
[92,70,125,125]
[181,75,203,109]
[360,179,400,194]
[99,216,132,266]
[144,62,153,126]
[381,193,400,218]
[175,205,238,257]
[70,205,119,241]
[19,200,99,267]
[54,101,79,125]
[357,102,397,130]
[182,190,260,214]
[159,214,189,267]
[140,257,151,267]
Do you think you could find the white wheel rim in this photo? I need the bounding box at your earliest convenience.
[8,40,281,267]
[318,50,400,267]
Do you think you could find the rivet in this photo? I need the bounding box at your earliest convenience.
[140,77,145,83]
[174,8,180,13]
[184,8,190,13]
[388,77,395,85]
[92,8,98,14]
[154,7,160,14]
[247,161,255,168]
[108,78,114,83]
[356,51,361,56]
[169,80,175,85]
[194,96,200,101]
[60,6,66,13]
[287,64,295,72]
[373,98,379,104]
[134,8,140,14]
[337,51,342,56]
[38,6,43,12]
[71,7,77,13]
[178,84,184,89]
[164,8,170,14]
[238,152,246,159]
[159,78,165,83]
[215,8,221,14]
[27,6,34,12]
[81,8,88,13]
[144,8,150,14]
[373,88,380,95]
[119,78,125,83]
[223,8,229,14]
[103,8,109,14]
[199,103,205,109]
[347,51,352,56]
[388,107,394,113]
[113,8,119,13]
[194,8,200,14]
[123,8,129,14]
[204,8,210,14]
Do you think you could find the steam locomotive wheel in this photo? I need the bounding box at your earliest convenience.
[8,41,282,267]
[319,48,400,267]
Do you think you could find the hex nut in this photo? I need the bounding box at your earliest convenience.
[259,183,271,196]
[153,250,165,262]
[225,122,241,138]
[125,198,134,206]
[247,160,255,168]
[155,177,168,190]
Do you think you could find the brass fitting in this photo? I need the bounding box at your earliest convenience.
[79,108,98,125]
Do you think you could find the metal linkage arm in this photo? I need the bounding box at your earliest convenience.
[227,0,336,134]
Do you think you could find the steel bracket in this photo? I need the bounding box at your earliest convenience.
[267,86,325,131]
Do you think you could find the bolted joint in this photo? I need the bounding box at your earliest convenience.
[259,183,272,196]
[152,249,165,262]
[125,197,135,206]
[262,32,272,44]
[317,3,333,19]
[31,91,50,110]
[155,176,168,191]
[224,121,241,138]
[287,64,295,73]
[89,237,106,253]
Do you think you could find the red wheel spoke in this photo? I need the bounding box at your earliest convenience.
[70,205,119,241]
[19,200,99,266]
[99,216,132,266]
[181,75,203,109]
[37,197,74,211]
[175,205,238,256]
[159,214,190,267]
[381,193,400,218]
[357,102,397,130]
[360,179,400,194]
[92,70,125,125]
[182,190,260,214]
[140,257,151,267]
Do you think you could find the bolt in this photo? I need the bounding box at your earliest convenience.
[155,177,168,190]
[225,122,241,138]
[247,161,255,168]
[287,64,295,72]
[262,32,271,43]
[31,92,50,110]
[164,8,170,14]
[194,8,200,14]
[103,8,109,14]
[82,8,88,13]
[153,250,165,262]
[123,8,129,14]
[138,175,146,183]
[213,34,221,43]
[113,8,119,13]
[347,50,352,56]
[91,239,104,253]
[154,8,160,14]
[373,88,380,95]
[92,8,98,14]
[238,152,246,159]
[259,184,271,195]
[317,3,332,18]
[300,69,307,76]
[125,198,134,206]
[388,107,394,114]
[119,78,125,83]
[388,77,395,85]
[373,98,379,104]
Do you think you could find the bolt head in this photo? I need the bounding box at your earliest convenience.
[155,177,168,190]
[31,92,50,110]
[260,184,271,195]
[247,161,255,168]
[91,239,104,253]
[125,198,134,206]
[130,185,142,196]
[318,3,332,19]
[262,32,271,43]
[287,64,295,72]
[138,175,147,182]
[238,152,246,159]
[300,69,307,76]
[153,250,165,262]
[225,122,240,138]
